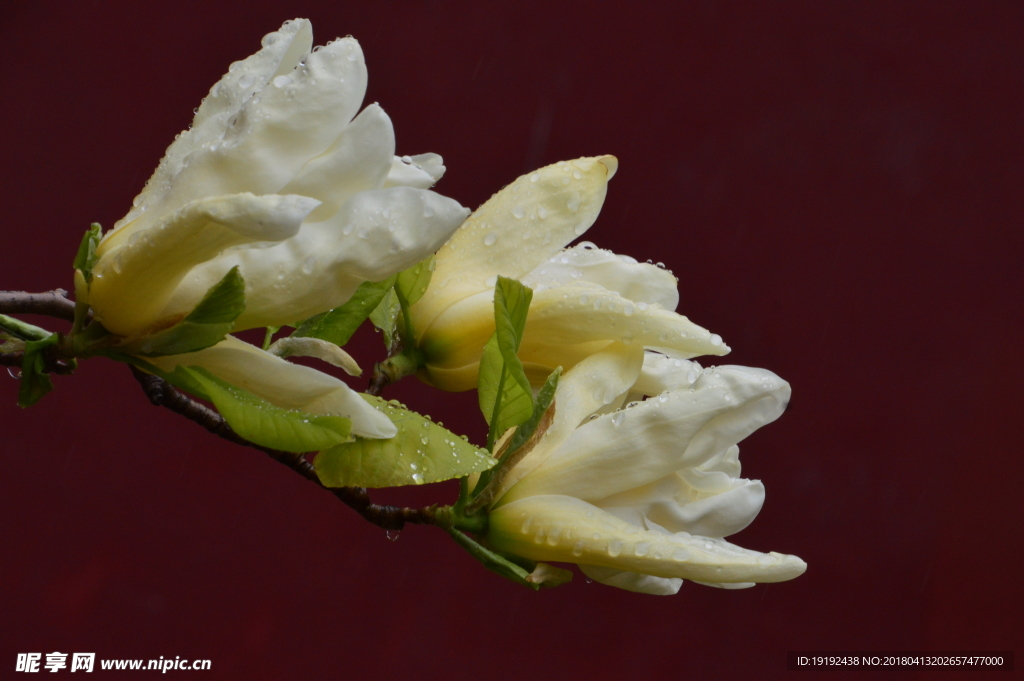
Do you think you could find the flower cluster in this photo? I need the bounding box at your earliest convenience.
[57,19,804,594]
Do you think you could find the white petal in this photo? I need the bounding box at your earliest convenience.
[170,186,468,331]
[88,193,318,337]
[579,564,683,595]
[691,580,756,589]
[488,495,806,584]
[413,156,616,336]
[522,243,679,310]
[494,343,644,500]
[107,20,314,246]
[632,352,704,396]
[283,103,396,221]
[501,366,790,504]
[597,472,766,538]
[149,336,395,439]
[267,336,362,376]
[384,153,446,189]
[103,34,368,254]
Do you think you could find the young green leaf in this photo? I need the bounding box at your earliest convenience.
[177,366,352,453]
[394,255,434,307]
[73,223,103,285]
[126,267,245,356]
[368,288,401,349]
[478,277,534,447]
[314,395,496,488]
[444,527,539,591]
[470,367,560,509]
[291,275,396,347]
[17,334,59,408]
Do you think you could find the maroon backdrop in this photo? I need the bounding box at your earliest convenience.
[2,2,1021,679]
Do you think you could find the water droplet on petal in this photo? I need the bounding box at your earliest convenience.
[530,173,540,182]
[608,540,623,557]
[634,542,650,557]
[301,256,316,275]
[273,75,292,87]
[511,205,526,219]
[7,367,22,379]
[412,473,424,484]
[610,412,625,427]
[238,74,255,88]
[710,334,723,346]
[483,232,497,246]
[386,530,401,542]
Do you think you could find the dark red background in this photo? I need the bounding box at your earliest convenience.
[1,2,1021,679]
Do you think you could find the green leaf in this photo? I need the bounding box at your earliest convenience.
[291,275,396,347]
[177,366,352,453]
[184,266,246,324]
[444,527,540,591]
[472,367,560,504]
[314,395,496,488]
[369,288,401,349]
[73,223,103,284]
[126,266,246,356]
[17,334,59,408]
[478,277,534,447]
[394,255,434,307]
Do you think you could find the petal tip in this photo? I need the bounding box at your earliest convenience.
[598,155,618,180]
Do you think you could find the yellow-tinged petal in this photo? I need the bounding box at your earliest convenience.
[88,193,318,337]
[488,495,806,584]
[149,336,395,439]
[418,282,724,387]
[494,343,644,501]
[412,156,616,337]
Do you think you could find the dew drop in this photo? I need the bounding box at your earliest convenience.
[301,256,316,275]
[573,541,585,557]
[412,473,424,484]
[610,412,625,427]
[272,75,292,88]
[710,333,723,346]
[537,206,548,219]
[483,232,498,246]
[608,540,623,557]
[238,74,255,88]
[634,542,650,557]
[511,205,526,219]
[673,549,691,561]
[572,170,582,180]
[637,302,648,311]
[386,530,401,542]
[7,367,22,379]
[529,172,540,182]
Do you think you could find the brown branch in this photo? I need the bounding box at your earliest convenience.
[0,290,81,323]
[130,366,436,531]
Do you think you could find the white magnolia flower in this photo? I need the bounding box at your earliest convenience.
[411,157,728,392]
[483,345,806,594]
[81,18,469,340]
[149,336,395,439]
